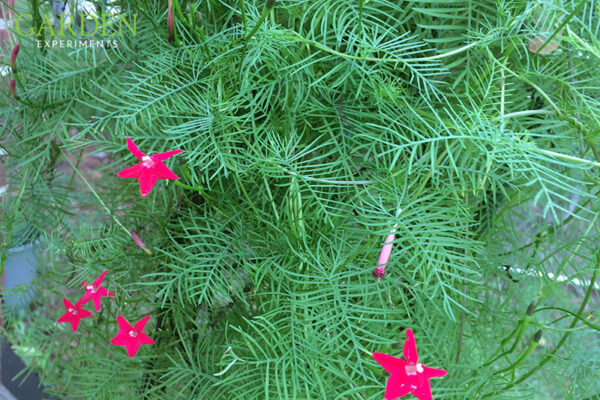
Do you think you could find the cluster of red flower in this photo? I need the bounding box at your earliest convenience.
[56,137,181,357]
[56,139,181,357]
[57,270,154,358]
[61,139,447,395]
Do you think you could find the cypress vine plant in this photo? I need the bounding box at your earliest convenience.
[1,0,600,398]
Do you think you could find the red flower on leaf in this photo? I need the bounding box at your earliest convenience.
[373,329,447,400]
[80,269,115,312]
[117,137,182,198]
[57,298,92,332]
[110,315,155,357]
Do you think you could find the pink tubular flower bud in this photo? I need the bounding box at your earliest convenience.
[377,231,396,267]
[10,78,16,97]
[131,231,153,255]
[11,44,20,73]
[372,221,399,280]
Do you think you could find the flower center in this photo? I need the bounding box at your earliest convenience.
[142,156,155,168]
[68,308,77,314]
[86,284,95,292]
[372,266,386,279]
[128,330,138,338]
[405,362,423,376]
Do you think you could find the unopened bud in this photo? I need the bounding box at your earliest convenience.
[533,329,542,343]
[131,231,153,255]
[167,0,174,42]
[11,44,20,73]
[10,79,16,97]
[526,301,535,316]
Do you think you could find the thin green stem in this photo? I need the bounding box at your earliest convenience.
[172,0,201,41]
[535,306,600,331]
[60,150,130,237]
[284,31,480,63]
[358,0,364,37]
[239,0,275,45]
[31,0,45,54]
[240,0,248,35]
[495,251,600,393]
[492,332,541,376]
[500,110,554,119]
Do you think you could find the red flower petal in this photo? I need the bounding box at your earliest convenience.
[110,332,130,346]
[126,341,142,358]
[152,161,179,180]
[78,290,93,306]
[138,331,155,345]
[410,378,433,400]
[373,352,406,374]
[74,295,88,308]
[118,163,143,179]
[126,137,146,159]
[385,373,410,400]
[139,169,159,198]
[92,295,103,312]
[422,365,447,379]
[152,149,182,161]
[69,318,81,332]
[57,314,70,324]
[93,270,108,287]
[134,315,151,331]
[403,329,418,363]
[116,315,133,332]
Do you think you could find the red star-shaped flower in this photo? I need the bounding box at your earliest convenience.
[80,269,115,312]
[117,137,182,198]
[373,329,447,400]
[110,315,155,357]
[57,297,92,332]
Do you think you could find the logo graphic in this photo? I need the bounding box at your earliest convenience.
[16,14,137,37]
[11,2,137,48]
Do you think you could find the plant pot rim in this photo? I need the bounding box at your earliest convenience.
[7,241,38,255]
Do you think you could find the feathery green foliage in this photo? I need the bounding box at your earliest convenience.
[1,0,600,398]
